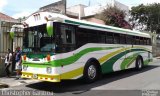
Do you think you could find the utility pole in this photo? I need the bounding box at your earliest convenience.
[62,0,66,15]
[88,0,91,6]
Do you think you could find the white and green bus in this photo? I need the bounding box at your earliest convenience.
[19,12,152,83]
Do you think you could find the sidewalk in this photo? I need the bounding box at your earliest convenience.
[0,76,39,89]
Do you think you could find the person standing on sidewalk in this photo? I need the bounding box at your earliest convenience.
[15,47,22,80]
[11,50,16,72]
[1,49,12,77]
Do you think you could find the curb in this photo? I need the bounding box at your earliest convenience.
[0,83,9,88]
[156,57,160,59]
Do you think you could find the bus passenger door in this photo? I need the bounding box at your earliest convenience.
[59,24,76,76]
[60,24,76,53]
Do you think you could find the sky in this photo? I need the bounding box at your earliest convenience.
[1,0,160,19]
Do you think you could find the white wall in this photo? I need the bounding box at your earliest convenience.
[84,0,129,17]
[66,0,129,20]
[114,0,129,13]
[67,4,86,17]
[84,5,104,16]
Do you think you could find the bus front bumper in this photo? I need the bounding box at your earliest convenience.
[21,72,61,82]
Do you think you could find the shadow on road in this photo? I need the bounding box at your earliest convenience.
[26,65,159,93]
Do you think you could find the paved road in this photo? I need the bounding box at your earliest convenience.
[1,59,160,96]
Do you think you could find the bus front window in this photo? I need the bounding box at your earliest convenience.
[23,24,55,53]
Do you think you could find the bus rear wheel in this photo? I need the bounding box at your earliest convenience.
[83,61,99,83]
[135,56,143,70]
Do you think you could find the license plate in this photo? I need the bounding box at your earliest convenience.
[33,74,38,79]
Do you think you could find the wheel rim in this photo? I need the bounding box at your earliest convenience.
[88,65,96,79]
[138,59,142,69]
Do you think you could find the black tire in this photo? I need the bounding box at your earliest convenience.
[83,61,100,83]
[135,56,143,70]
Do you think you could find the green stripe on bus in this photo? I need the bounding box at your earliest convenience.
[101,50,127,73]
[50,47,119,67]
[144,59,151,65]
[101,49,148,74]
[121,53,138,70]
[98,47,127,64]
[120,52,146,70]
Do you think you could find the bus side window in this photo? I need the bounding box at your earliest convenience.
[60,24,75,52]
[61,25,75,44]
[149,38,151,45]
[99,34,106,43]
[134,36,140,45]
[76,28,88,48]
[66,29,72,43]
[143,38,147,45]
[126,35,132,44]
[140,37,144,45]
[106,32,113,44]
[146,38,151,45]
[120,34,126,44]
[113,33,120,44]
[87,30,99,43]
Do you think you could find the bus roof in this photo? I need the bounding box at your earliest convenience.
[25,12,151,38]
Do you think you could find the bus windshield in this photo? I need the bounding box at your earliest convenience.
[23,24,55,53]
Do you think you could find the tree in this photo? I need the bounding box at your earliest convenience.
[96,6,131,29]
[130,3,160,33]
[17,16,26,23]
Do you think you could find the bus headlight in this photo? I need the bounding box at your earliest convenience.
[46,67,52,74]
[23,65,28,71]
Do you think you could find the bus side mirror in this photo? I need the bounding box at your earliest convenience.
[46,21,53,36]
[10,28,15,39]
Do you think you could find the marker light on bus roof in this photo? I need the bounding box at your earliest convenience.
[44,16,49,22]
[44,15,53,22]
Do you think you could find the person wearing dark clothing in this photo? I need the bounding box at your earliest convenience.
[11,52,16,72]
[15,47,22,79]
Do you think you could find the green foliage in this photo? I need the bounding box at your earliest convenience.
[130,3,160,33]
[96,6,131,29]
